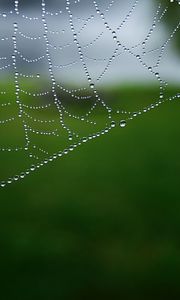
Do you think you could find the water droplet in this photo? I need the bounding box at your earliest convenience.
[120,120,126,128]
[111,121,116,128]
[90,83,94,89]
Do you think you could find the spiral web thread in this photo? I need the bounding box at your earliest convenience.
[0,0,179,187]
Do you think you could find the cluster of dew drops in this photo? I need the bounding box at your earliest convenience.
[0,0,180,187]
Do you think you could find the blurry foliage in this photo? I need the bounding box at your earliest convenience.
[1,85,180,299]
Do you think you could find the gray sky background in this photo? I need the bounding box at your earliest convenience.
[0,0,180,86]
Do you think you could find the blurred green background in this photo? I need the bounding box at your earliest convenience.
[0,1,180,299]
[0,85,180,299]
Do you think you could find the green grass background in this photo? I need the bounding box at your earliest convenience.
[0,85,180,299]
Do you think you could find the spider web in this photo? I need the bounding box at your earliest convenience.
[0,0,179,187]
